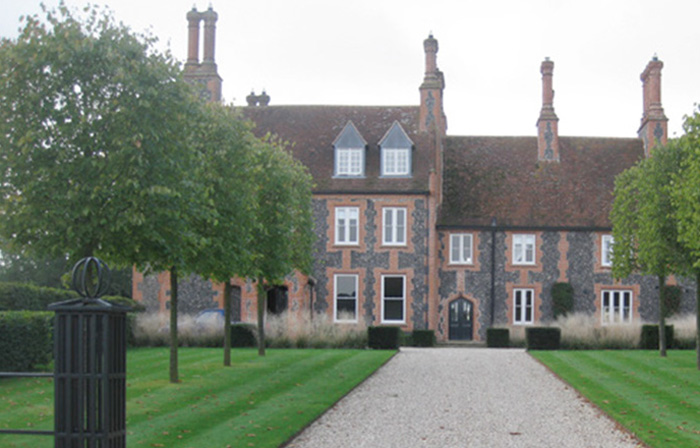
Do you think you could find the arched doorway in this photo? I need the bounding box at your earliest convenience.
[449,297,474,341]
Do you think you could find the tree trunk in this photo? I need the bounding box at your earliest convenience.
[257,278,266,357]
[658,275,667,357]
[696,271,700,370]
[169,266,179,383]
[223,281,232,366]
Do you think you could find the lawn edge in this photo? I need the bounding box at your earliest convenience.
[527,351,650,448]
[278,348,398,447]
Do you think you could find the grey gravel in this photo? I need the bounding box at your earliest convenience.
[285,348,644,448]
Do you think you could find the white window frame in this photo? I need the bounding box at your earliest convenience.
[335,147,364,176]
[512,234,536,265]
[382,207,407,246]
[513,288,534,325]
[382,148,410,176]
[381,275,406,324]
[449,234,473,265]
[335,207,359,245]
[334,274,358,323]
[602,235,614,267]
[601,289,633,324]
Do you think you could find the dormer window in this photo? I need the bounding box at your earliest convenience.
[379,121,413,177]
[333,121,366,177]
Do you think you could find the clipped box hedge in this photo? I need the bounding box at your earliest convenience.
[526,327,561,350]
[640,324,674,350]
[231,323,257,348]
[0,311,53,371]
[411,329,436,347]
[368,326,401,349]
[0,281,143,312]
[486,328,510,348]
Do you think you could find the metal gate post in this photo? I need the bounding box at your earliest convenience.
[49,257,129,448]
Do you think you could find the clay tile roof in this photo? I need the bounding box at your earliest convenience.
[242,105,434,194]
[439,136,644,229]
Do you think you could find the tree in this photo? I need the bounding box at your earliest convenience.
[188,104,257,366]
[611,140,690,357]
[245,137,314,356]
[670,107,700,369]
[0,4,204,382]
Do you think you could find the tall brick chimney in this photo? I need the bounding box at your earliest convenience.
[183,7,222,103]
[536,58,559,162]
[419,34,446,134]
[638,56,667,157]
[202,7,218,66]
[186,7,200,67]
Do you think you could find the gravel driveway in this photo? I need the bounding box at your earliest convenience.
[285,348,644,448]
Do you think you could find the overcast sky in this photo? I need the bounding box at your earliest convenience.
[2,0,700,138]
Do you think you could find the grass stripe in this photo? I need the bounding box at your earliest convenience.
[533,350,700,448]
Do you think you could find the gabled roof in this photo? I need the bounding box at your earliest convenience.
[379,121,414,148]
[333,121,367,148]
[439,136,644,229]
[243,105,435,194]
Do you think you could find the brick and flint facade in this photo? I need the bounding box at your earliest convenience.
[132,8,696,341]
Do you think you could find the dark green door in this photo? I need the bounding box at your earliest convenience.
[449,298,473,341]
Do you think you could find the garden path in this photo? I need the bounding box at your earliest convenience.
[285,348,644,448]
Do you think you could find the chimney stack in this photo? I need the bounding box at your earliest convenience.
[638,56,667,156]
[419,34,446,134]
[537,58,559,162]
[186,7,200,66]
[183,7,222,103]
[202,7,218,65]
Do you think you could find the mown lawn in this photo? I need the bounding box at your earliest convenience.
[0,348,394,448]
[532,350,700,448]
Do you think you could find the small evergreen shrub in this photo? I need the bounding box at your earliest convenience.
[662,286,682,318]
[411,330,435,347]
[551,283,574,319]
[231,323,257,348]
[0,311,53,371]
[0,282,77,311]
[640,324,674,350]
[368,326,401,349]
[487,328,510,348]
[526,327,561,350]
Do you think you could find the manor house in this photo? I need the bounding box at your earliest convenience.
[133,7,696,342]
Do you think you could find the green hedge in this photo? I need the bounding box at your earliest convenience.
[640,324,674,350]
[368,326,401,349]
[552,283,574,319]
[0,311,53,371]
[0,282,141,312]
[487,328,510,348]
[411,330,435,347]
[231,324,257,348]
[526,327,561,350]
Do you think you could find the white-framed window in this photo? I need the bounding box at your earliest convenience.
[601,289,633,324]
[335,207,359,245]
[512,234,536,265]
[450,234,473,264]
[334,274,358,322]
[336,148,364,176]
[383,207,407,246]
[602,235,614,267]
[513,288,534,325]
[381,275,405,323]
[382,148,410,176]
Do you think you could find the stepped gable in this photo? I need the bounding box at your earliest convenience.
[243,105,434,194]
[439,136,644,229]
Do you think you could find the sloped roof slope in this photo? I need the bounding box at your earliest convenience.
[243,105,435,194]
[439,136,644,229]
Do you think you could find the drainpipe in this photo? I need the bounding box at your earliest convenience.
[307,276,317,321]
[490,217,497,326]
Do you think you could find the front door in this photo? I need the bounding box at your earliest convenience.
[449,298,473,341]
